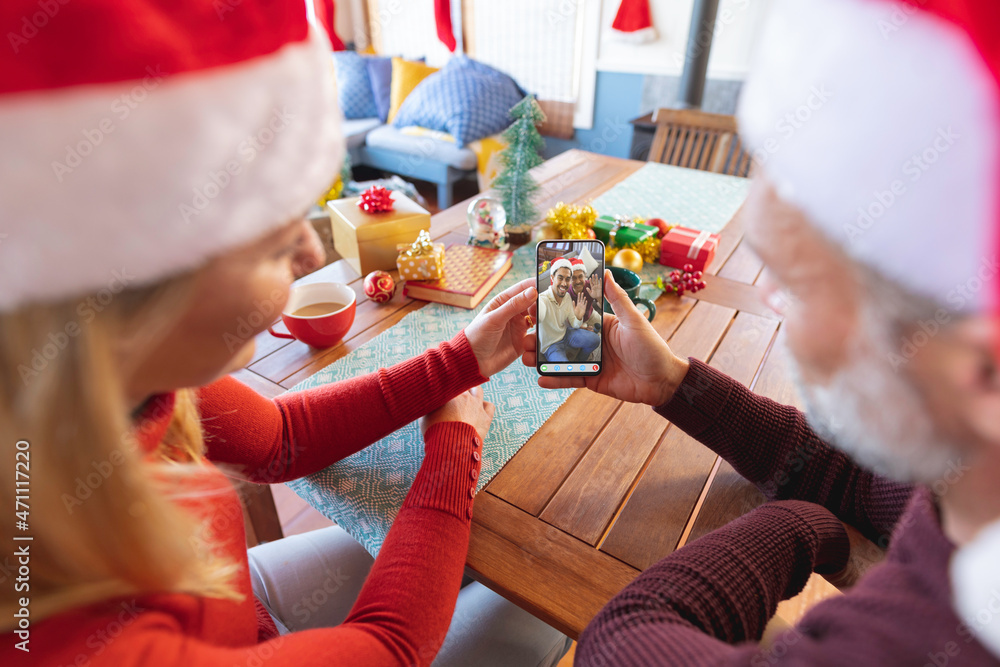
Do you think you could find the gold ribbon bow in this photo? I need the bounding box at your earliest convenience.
[401,230,436,258]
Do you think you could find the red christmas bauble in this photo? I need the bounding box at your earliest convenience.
[357,185,395,214]
[364,271,396,303]
[585,228,596,239]
[648,218,671,239]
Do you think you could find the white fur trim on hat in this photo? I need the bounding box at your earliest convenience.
[0,28,343,312]
[951,517,1000,658]
[550,257,573,275]
[737,0,999,312]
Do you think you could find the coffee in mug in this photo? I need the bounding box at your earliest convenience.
[291,302,348,318]
[268,282,357,347]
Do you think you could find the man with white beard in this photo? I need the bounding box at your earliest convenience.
[524,0,1000,663]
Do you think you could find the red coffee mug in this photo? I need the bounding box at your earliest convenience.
[268,282,356,348]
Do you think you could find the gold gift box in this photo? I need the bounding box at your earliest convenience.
[328,191,431,276]
[396,236,446,281]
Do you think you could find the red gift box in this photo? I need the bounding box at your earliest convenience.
[659,226,720,271]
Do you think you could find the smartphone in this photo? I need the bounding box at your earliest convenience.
[535,239,605,377]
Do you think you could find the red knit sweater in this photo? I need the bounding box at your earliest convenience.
[5,333,488,666]
[576,359,999,666]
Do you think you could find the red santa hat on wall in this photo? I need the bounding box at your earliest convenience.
[0,0,344,312]
[738,0,999,656]
[609,0,657,44]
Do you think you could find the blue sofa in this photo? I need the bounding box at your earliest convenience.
[344,119,477,209]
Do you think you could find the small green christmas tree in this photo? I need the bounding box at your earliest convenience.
[493,95,546,242]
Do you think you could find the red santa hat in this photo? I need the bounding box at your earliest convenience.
[737,0,999,317]
[550,257,573,278]
[0,0,344,312]
[569,258,586,274]
[609,0,657,44]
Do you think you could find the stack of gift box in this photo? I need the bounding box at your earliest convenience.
[396,230,445,281]
[327,186,444,281]
[328,185,723,290]
[593,214,721,273]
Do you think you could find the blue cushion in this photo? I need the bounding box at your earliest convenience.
[331,51,378,120]
[365,56,393,123]
[392,56,525,146]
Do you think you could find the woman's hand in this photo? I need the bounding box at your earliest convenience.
[465,278,537,378]
[522,270,690,406]
[420,386,495,442]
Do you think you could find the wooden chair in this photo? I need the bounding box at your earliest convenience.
[648,108,754,177]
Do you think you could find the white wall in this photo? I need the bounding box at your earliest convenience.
[470,0,602,128]
[369,0,456,66]
[597,0,772,80]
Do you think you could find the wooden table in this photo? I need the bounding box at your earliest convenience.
[240,149,793,639]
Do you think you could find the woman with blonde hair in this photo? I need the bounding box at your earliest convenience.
[0,1,570,665]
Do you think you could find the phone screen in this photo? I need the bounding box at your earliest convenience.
[535,240,605,377]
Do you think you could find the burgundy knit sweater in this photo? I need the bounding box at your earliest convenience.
[576,359,998,666]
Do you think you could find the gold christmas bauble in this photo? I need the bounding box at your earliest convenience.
[531,222,561,242]
[612,248,643,273]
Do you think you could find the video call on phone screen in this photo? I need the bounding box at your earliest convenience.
[536,240,605,376]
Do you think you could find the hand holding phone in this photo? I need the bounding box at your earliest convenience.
[464,277,538,378]
[525,267,690,406]
[536,240,605,377]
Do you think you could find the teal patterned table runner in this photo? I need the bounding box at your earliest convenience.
[590,162,750,233]
[591,162,751,302]
[287,245,573,555]
[287,163,750,556]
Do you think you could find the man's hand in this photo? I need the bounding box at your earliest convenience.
[465,278,537,378]
[590,272,602,303]
[420,386,495,442]
[523,270,690,406]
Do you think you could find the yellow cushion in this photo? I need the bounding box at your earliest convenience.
[388,58,439,123]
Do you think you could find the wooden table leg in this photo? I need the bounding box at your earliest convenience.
[238,482,285,547]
